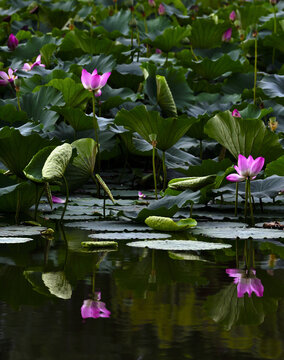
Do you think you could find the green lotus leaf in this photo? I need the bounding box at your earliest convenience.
[190,19,228,49]
[0,104,27,124]
[204,110,284,162]
[42,271,72,300]
[127,240,231,251]
[52,107,93,132]
[115,105,194,151]
[42,143,73,181]
[46,77,91,108]
[64,138,97,191]
[258,74,284,99]
[0,127,58,178]
[150,25,191,53]
[40,43,57,67]
[238,3,269,29]
[265,155,284,177]
[95,174,115,204]
[156,75,177,118]
[145,216,197,232]
[24,146,56,183]
[168,175,216,191]
[100,10,131,37]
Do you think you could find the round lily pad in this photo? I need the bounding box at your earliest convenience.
[127,240,231,251]
[88,232,171,240]
[192,222,284,240]
[0,225,46,237]
[0,237,33,243]
[145,216,197,232]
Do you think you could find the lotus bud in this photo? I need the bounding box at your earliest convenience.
[252,30,258,38]
[158,3,165,16]
[14,78,21,92]
[270,0,279,5]
[222,28,232,42]
[232,109,241,118]
[155,48,162,54]
[181,37,190,45]
[148,0,156,8]
[7,34,18,50]
[149,133,157,147]
[229,11,236,21]
[268,117,278,132]
[129,17,137,28]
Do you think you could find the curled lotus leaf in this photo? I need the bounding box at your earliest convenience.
[145,216,197,232]
[42,143,73,181]
[42,271,72,300]
[168,175,216,191]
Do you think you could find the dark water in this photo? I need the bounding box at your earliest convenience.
[0,227,283,360]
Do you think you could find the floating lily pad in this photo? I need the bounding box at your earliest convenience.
[81,241,118,249]
[0,237,33,243]
[192,222,284,240]
[145,216,197,232]
[88,232,172,240]
[65,221,148,232]
[127,240,231,251]
[0,225,46,237]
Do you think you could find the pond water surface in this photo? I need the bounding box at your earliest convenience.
[0,223,283,360]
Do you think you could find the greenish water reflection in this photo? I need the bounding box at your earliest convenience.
[0,227,283,360]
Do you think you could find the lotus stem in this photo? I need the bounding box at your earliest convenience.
[34,186,45,221]
[152,146,158,199]
[103,190,106,219]
[190,45,198,61]
[259,197,263,212]
[244,178,249,219]
[272,6,277,64]
[16,91,21,111]
[92,91,99,144]
[235,238,239,268]
[248,178,255,226]
[144,17,148,33]
[253,34,257,105]
[91,173,100,197]
[235,182,238,217]
[190,203,193,218]
[60,175,69,222]
[200,140,202,159]
[162,151,167,191]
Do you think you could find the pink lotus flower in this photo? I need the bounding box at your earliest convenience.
[138,191,146,199]
[158,3,165,15]
[232,109,241,117]
[229,11,236,21]
[148,0,156,7]
[22,55,45,72]
[52,195,65,204]
[226,154,265,182]
[222,28,232,42]
[155,48,162,54]
[81,292,111,319]
[226,268,264,298]
[0,68,17,86]
[81,68,111,95]
[7,34,18,50]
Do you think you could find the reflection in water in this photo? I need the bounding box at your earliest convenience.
[81,291,111,319]
[226,268,264,298]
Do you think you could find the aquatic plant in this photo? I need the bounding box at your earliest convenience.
[0,68,17,86]
[7,34,18,50]
[22,55,45,71]
[81,292,111,319]
[226,268,264,298]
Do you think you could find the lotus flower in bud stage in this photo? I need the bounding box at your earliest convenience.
[0,68,17,86]
[222,28,232,42]
[156,48,162,54]
[232,109,241,117]
[229,11,236,21]
[148,0,156,7]
[81,68,111,96]
[7,34,18,50]
[22,55,45,71]
[158,3,165,15]
[226,154,265,182]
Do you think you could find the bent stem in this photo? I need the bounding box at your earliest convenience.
[248,178,255,226]
[60,175,69,222]
[152,146,158,199]
[162,151,167,191]
[253,35,258,105]
[235,182,238,217]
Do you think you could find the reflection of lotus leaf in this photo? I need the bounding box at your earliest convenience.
[42,271,72,299]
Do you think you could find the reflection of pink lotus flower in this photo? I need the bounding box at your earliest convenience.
[7,34,18,50]
[81,68,111,96]
[158,3,165,15]
[138,191,146,199]
[0,68,17,86]
[229,11,236,21]
[22,55,45,71]
[81,292,111,319]
[232,109,241,117]
[226,268,264,298]
[52,195,65,204]
[226,154,265,182]
[222,28,232,42]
